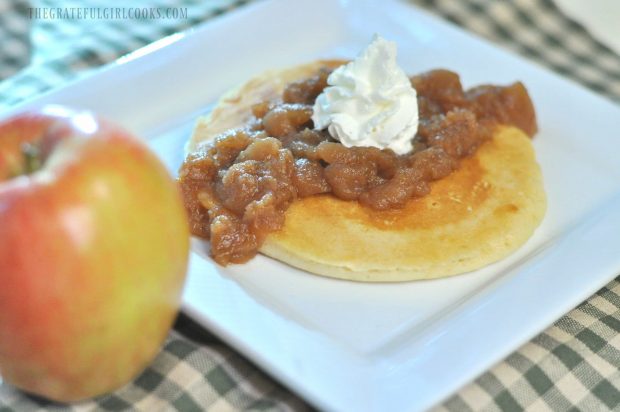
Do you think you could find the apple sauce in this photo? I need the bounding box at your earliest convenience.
[178,68,537,265]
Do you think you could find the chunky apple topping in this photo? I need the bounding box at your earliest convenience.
[178,68,537,265]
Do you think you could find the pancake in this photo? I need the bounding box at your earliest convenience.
[261,126,545,281]
[187,60,346,154]
[186,62,546,281]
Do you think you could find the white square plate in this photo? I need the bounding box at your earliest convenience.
[6,0,620,410]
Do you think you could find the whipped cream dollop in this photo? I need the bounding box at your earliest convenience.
[312,35,419,155]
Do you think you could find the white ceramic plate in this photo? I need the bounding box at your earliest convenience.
[5,0,620,410]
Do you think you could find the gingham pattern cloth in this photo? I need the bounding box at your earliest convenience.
[0,0,31,80]
[0,0,619,411]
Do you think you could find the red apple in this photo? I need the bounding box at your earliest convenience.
[0,106,189,402]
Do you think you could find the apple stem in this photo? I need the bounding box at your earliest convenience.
[22,143,42,173]
[10,143,43,177]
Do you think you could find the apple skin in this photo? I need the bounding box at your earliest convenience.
[0,106,189,402]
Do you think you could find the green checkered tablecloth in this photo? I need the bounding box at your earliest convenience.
[1,0,620,411]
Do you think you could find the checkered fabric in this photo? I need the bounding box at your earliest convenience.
[0,0,619,411]
[0,0,31,80]
[0,315,308,412]
[0,0,253,111]
[411,0,620,103]
[434,278,620,412]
